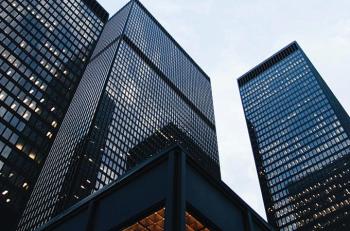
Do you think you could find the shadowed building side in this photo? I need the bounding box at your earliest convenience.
[127,122,218,176]
[53,92,117,213]
[0,0,108,229]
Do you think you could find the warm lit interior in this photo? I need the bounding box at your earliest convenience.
[122,208,211,231]
[122,208,165,231]
[185,212,211,231]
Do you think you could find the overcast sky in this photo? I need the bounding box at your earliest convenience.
[97,0,350,219]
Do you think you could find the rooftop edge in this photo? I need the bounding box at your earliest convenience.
[82,0,109,23]
[238,41,300,87]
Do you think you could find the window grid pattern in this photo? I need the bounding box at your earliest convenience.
[88,40,218,193]
[0,0,106,229]
[91,2,131,58]
[19,1,219,231]
[18,41,118,231]
[125,3,215,124]
[240,49,350,231]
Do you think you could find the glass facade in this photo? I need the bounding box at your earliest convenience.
[18,1,219,230]
[0,0,108,230]
[238,42,350,231]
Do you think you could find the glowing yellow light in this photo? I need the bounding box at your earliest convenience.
[16,143,23,150]
[29,153,36,160]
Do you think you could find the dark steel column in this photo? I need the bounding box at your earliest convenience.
[165,148,186,230]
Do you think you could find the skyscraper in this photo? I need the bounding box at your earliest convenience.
[18,0,220,230]
[0,0,108,229]
[238,41,350,231]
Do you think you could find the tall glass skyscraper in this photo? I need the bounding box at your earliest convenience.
[238,42,350,231]
[0,0,108,230]
[18,1,219,230]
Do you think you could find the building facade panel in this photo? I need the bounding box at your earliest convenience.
[91,2,131,59]
[125,3,215,124]
[19,1,220,230]
[17,40,119,231]
[0,0,107,229]
[84,39,219,194]
[238,42,350,231]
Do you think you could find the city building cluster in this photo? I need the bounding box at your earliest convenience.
[0,0,349,230]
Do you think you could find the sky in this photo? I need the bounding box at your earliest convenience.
[97,0,350,219]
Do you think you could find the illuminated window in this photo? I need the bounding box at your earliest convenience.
[123,208,165,231]
[0,93,5,100]
[23,112,30,120]
[16,143,23,150]
[46,132,53,139]
[29,153,36,160]
[20,41,27,48]
[51,121,58,128]
[185,212,211,231]
[29,102,36,109]
[122,208,211,231]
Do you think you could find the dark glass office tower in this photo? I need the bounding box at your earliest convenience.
[0,0,108,229]
[238,42,350,231]
[18,0,219,230]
